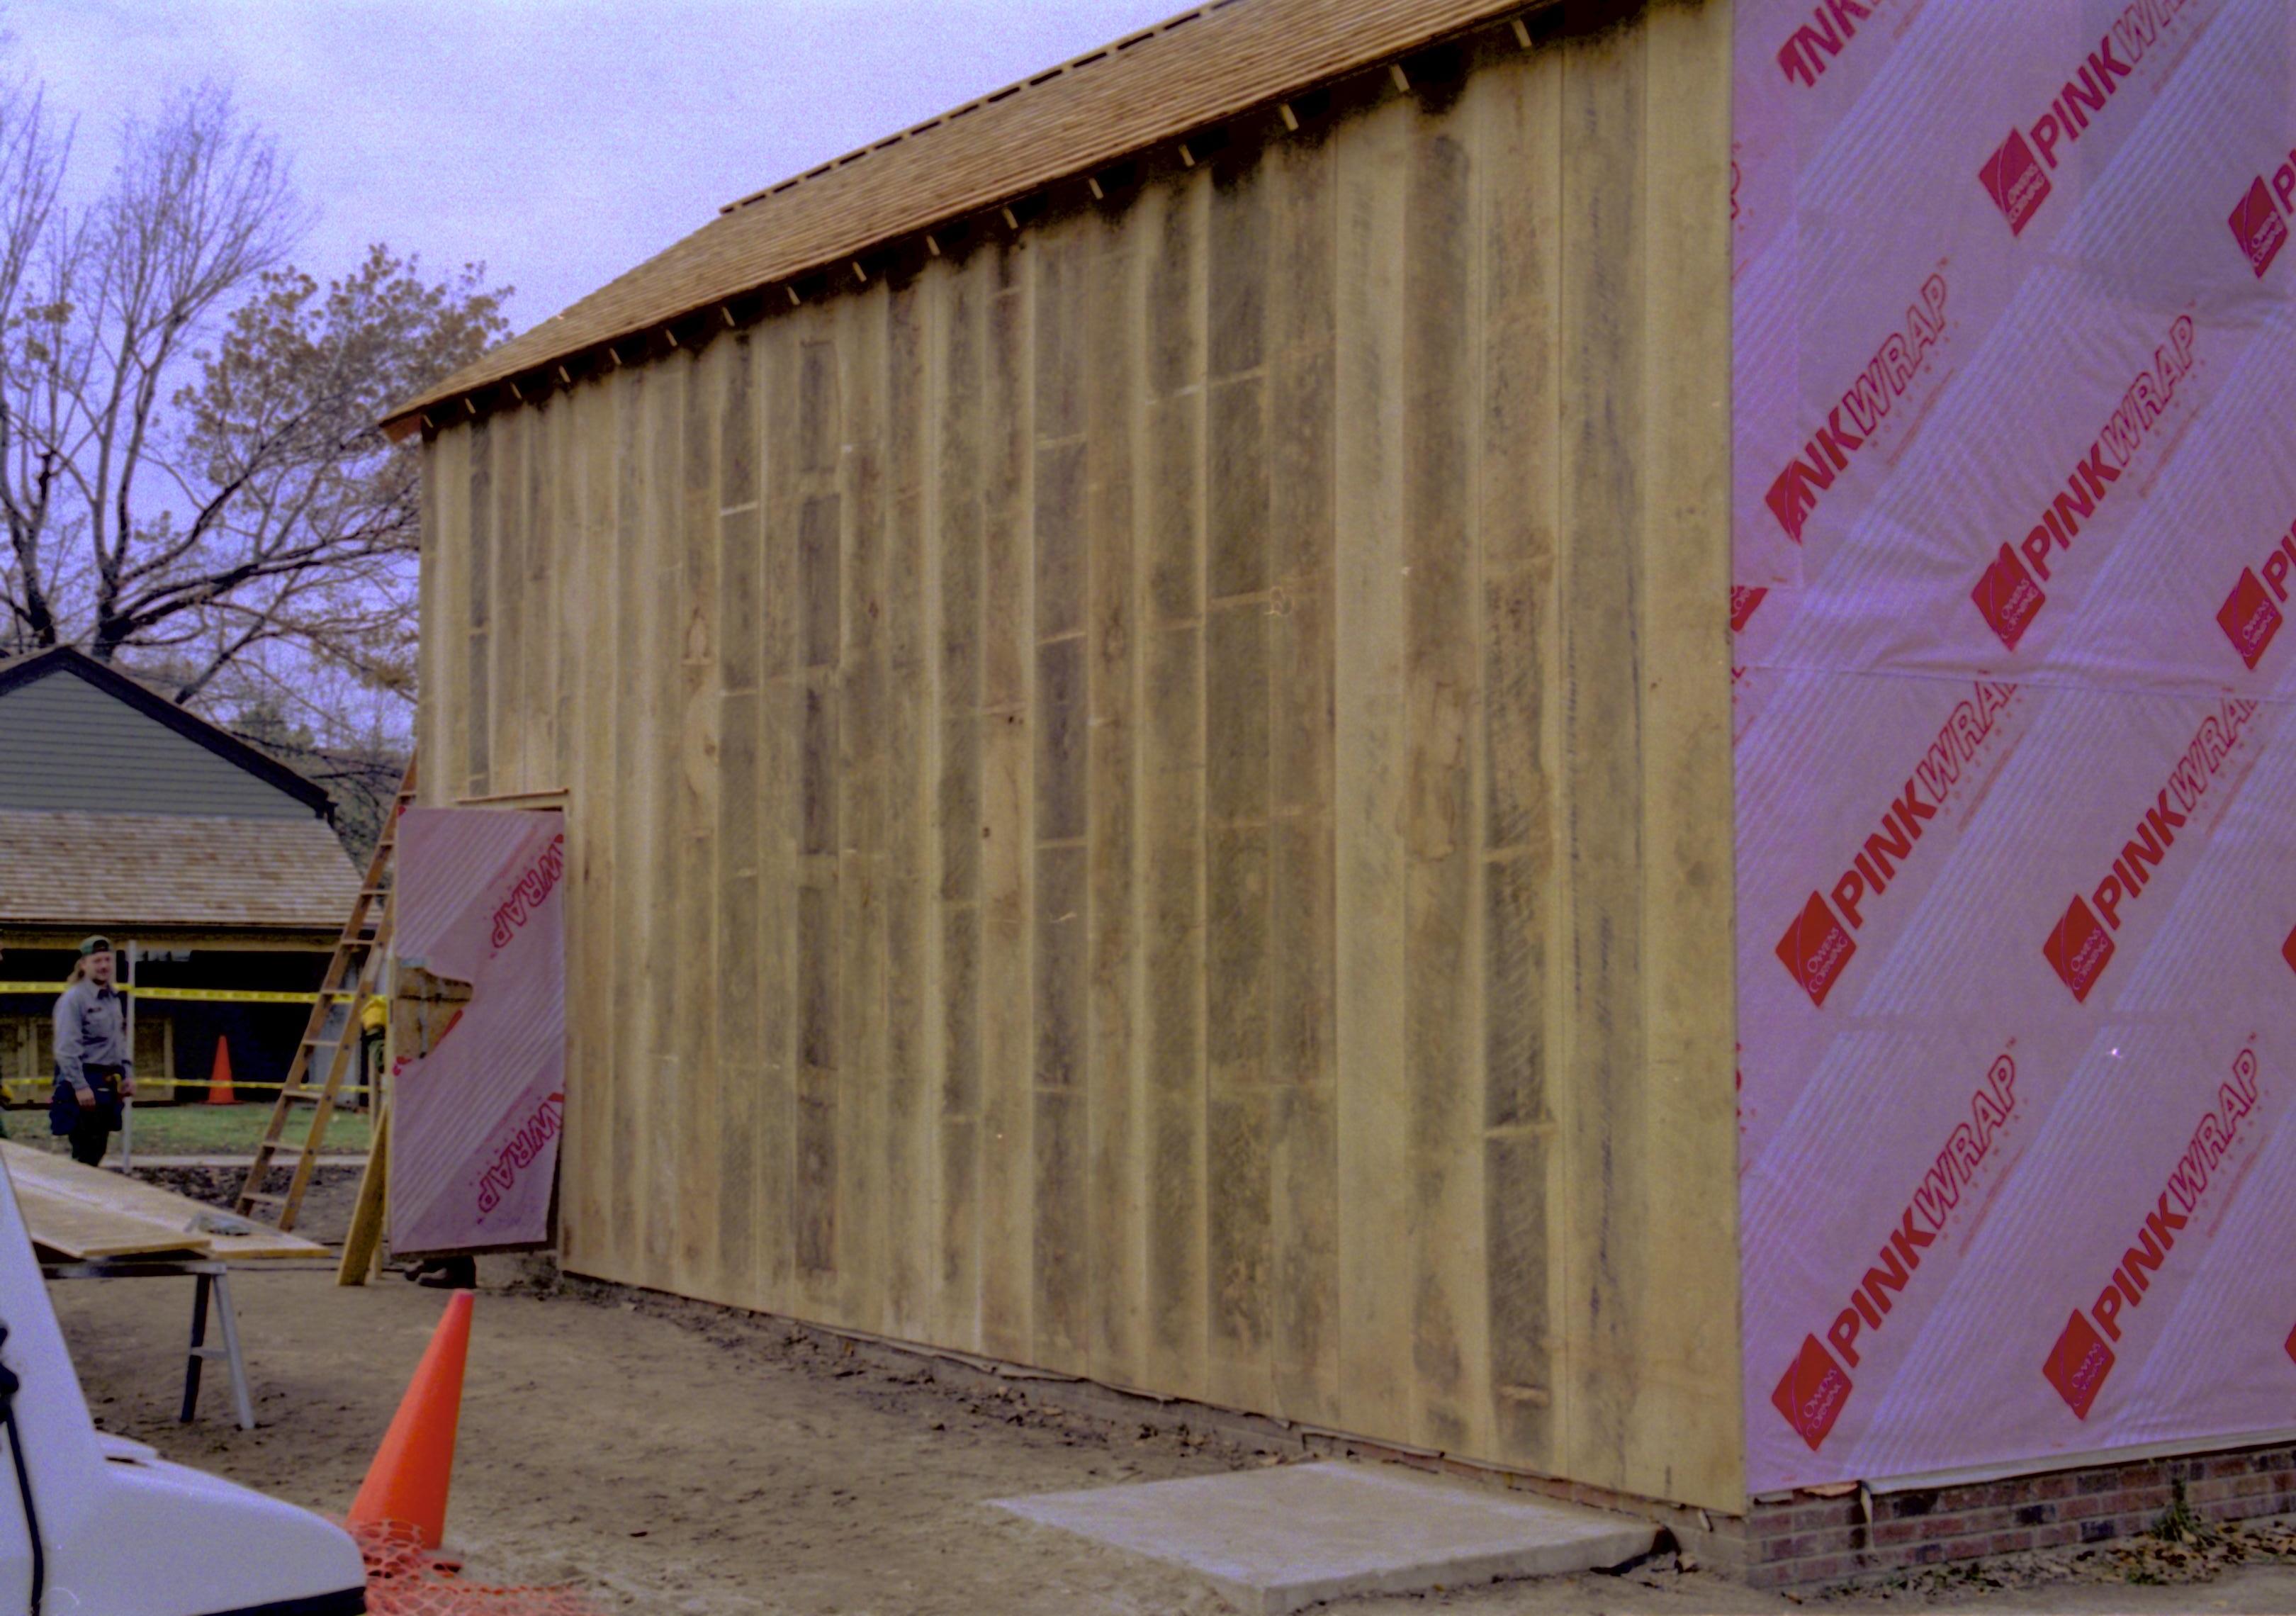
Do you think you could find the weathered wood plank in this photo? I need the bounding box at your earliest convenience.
[465,420,493,797]
[1204,155,1274,1416]
[755,323,800,1306]
[1032,230,1091,1370]
[1084,206,1143,1389]
[673,346,722,1298]
[977,243,1034,1363]
[427,427,470,810]
[1333,96,1413,1443]
[794,317,845,1313]
[882,276,933,1344]
[838,290,889,1329]
[933,253,988,1347]
[570,378,618,1278]
[1265,128,1339,1430]
[1402,101,1485,1459]
[1557,14,1649,1495]
[494,409,526,792]
[1476,40,1563,1474]
[607,375,647,1278]
[1628,0,1739,1512]
[717,335,765,1306]
[549,386,576,790]
[643,358,685,1281]
[528,397,558,787]
[1139,177,1206,1400]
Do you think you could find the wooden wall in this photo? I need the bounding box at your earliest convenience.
[417,0,1742,1510]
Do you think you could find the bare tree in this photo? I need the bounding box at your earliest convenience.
[0,81,508,739]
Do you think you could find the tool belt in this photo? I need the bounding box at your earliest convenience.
[50,1065,124,1135]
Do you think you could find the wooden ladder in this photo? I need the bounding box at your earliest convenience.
[234,756,417,1231]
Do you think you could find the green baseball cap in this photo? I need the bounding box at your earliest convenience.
[77,935,112,957]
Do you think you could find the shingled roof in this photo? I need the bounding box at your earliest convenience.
[0,810,359,934]
[385,0,1547,434]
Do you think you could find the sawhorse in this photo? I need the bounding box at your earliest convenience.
[41,1258,261,1430]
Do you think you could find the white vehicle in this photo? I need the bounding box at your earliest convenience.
[0,1153,366,1615]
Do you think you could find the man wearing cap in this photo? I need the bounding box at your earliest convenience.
[51,937,134,1167]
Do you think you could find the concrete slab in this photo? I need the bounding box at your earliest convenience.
[991,1461,1657,1614]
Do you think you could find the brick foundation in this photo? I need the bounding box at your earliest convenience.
[1735,1442,2296,1588]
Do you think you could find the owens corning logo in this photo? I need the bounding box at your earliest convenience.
[1971,315,2196,652]
[2043,1049,2261,1419]
[1774,0,1892,89]
[1774,680,2017,1007]
[1731,586,1769,634]
[2044,697,2258,1003]
[1980,132,2053,237]
[1980,0,2195,235]
[2230,176,2290,278]
[1766,274,1949,545]
[1773,1054,2019,1451]
[2215,513,2296,669]
[2286,1322,2296,1367]
[1772,1334,1853,1452]
[2282,919,2296,979]
[2228,144,2296,278]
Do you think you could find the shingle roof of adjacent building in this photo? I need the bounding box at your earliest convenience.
[385,0,1537,432]
[0,810,360,933]
[0,646,334,821]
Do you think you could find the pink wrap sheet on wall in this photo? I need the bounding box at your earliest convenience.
[1736,0,2296,1492]
[389,809,566,1255]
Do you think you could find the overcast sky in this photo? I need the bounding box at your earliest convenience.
[12,0,1178,335]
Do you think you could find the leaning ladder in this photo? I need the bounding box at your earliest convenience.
[232,755,417,1231]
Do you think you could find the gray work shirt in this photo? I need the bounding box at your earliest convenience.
[52,980,130,1096]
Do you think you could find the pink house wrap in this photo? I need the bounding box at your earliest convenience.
[389,808,567,1255]
[1736,0,2296,1491]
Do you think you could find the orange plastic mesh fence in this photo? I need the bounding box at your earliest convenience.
[352,1520,605,1616]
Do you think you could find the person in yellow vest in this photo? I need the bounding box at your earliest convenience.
[358,993,387,1113]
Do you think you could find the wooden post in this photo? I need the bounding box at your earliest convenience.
[121,941,136,1169]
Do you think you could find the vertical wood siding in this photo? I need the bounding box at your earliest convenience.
[417,1,1740,1510]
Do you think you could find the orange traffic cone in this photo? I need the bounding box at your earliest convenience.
[206,1037,235,1105]
[348,1291,473,1548]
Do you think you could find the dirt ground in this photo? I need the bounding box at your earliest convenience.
[45,1252,2296,1615]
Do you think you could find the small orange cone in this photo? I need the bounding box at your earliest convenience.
[206,1037,235,1105]
[348,1291,473,1548]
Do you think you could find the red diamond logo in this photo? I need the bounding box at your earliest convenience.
[1772,1335,1854,1452]
[2218,568,2283,670]
[1981,129,2052,236]
[2231,176,2289,279]
[2044,897,2116,1004]
[1776,892,1857,1009]
[1974,543,2047,652]
[2044,1310,2116,1420]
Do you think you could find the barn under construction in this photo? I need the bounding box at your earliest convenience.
[390,0,1740,1526]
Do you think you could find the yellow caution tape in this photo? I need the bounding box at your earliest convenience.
[129,986,324,1006]
[0,1079,376,1099]
[0,983,322,1005]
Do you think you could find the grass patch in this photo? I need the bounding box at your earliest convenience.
[2,1101,371,1157]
